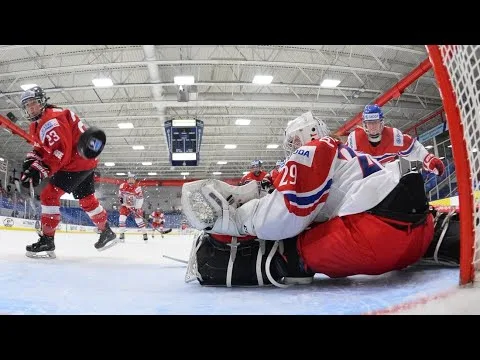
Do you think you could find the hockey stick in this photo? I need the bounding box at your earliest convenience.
[153,227,172,234]
[29,179,41,234]
[162,255,188,264]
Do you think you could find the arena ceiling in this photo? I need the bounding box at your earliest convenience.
[0,45,443,181]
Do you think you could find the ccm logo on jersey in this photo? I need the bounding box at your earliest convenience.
[290,145,316,167]
[393,128,404,146]
[363,113,381,121]
[39,119,60,143]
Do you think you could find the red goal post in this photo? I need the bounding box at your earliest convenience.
[426,45,480,285]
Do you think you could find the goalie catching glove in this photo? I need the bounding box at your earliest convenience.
[181,179,261,236]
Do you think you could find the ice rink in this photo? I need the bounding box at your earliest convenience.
[0,227,478,315]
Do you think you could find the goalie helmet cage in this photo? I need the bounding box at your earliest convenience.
[426,45,480,286]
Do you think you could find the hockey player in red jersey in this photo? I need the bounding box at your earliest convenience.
[269,160,285,186]
[118,172,148,242]
[239,159,273,195]
[180,111,459,288]
[347,104,445,176]
[19,86,117,258]
[149,208,171,238]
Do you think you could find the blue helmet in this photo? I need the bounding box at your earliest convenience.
[362,104,384,142]
[362,104,384,122]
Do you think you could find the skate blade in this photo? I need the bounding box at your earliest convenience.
[96,238,120,252]
[26,251,56,259]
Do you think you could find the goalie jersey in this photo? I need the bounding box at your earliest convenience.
[236,137,400,240]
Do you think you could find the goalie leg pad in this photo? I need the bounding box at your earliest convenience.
[421,210,460,266]
[195,233,287,287]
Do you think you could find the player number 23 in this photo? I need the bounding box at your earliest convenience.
[45,130,60,146]
[279,164,297,186]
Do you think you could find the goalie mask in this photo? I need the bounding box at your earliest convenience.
[362,104,385,143]
[20,86,49,122]
[283,111,330,157]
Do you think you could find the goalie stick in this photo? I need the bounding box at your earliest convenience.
[162,255,188,264]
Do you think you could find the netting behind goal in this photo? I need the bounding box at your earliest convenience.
[427,45,480,285]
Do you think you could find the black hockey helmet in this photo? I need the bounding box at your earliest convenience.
[20,86,50,121]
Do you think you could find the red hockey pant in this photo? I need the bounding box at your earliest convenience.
[297,212,434,278]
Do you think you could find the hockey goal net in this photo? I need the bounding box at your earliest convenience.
[427,45,480,285]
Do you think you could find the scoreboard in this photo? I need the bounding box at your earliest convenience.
[164,119,204,166]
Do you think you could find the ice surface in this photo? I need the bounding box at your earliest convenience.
[0,229,469,315]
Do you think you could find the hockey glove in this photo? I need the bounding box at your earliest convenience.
[22,150,43,172]
[181,179,260,234]
[21,160,50,188]
[423,153,445,176]
[260,178,272,190]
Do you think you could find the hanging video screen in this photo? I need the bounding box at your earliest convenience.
[172,127,197,153]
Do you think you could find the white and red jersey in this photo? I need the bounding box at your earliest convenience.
[239,171,272,186]
[149,211,165,224]
[118,182,144,209]
[346,126,429,165]
[236,137,399,240]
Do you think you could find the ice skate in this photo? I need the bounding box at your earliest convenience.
[280,237,314,285]
[143,233,148,243]
[119,232,125,243]
[94,222,119,251]
[25,234,56,259]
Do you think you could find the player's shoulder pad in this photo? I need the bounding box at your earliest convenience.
[390,127,405,147]
[288,136,337,168]
[346,130,358,149]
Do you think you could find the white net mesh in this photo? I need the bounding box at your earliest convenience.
[439,45,480,273]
